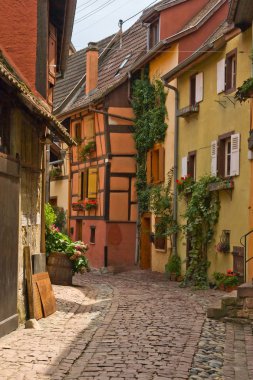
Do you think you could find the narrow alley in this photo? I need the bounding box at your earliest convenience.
[0,271,252,380]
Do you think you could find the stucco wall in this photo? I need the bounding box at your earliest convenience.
[148,43,178,273]
[177,29,251,279]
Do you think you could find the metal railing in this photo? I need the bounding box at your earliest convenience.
[240,229,253,282]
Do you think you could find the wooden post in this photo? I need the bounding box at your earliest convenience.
[24,246,34,319]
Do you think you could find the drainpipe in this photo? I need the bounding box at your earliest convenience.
[163,81,179,256]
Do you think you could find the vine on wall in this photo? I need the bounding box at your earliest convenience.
[179,175,220,289]
[132,78,168,214]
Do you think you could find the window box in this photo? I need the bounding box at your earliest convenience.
[72,202,85,211]
[177,104,199,118]
[208,180,234,192]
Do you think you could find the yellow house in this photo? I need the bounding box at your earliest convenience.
[163,23,252,282]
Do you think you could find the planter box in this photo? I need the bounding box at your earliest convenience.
[208,180,234,192]
[47,252,72,286]
[72,203,85,211]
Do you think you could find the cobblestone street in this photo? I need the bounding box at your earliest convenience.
[0,270,252,380]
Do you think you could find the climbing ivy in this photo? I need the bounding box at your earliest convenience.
[132,78,168,214]
[179,175,220,289]
[149,168,179,245]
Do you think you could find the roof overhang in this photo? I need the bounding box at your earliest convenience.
[228,0,253,30]
[0,56,76,146]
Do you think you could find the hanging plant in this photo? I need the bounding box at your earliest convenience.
[235,77,253,103]
[179,175,220,289]
[79,141,96,162]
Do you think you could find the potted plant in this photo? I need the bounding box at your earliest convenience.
[215,241,230,254]
[235,77,253,103]
[165,254,181,281]
[213,270,239,292]
[79,141,96,162]
[176,175,194,194]
[72,201,85,211]
[50,166,62,179]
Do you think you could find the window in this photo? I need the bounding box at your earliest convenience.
[187,152,196,179]
[76,220,83,241]
[90,226,96,244]
[211,133,240,177]
[115,54,131,76]
[148,19,160,50]
[75,123,82,140]
[190,72,203,105]
[79,167,98,200]
[216,50,237,94]
[225,50,237,92]
[154,217,166,251]
[147,145,165,184]
[182,152,196,179]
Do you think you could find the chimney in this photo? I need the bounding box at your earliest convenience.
[86,42,99,95]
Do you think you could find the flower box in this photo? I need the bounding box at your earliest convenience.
[72,202,85,211]
[208,180,234,192]
[83,199,97,211]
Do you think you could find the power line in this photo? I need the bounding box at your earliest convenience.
[76,0,101,14]
[76,0,100,11]
[75,0,117,24]
[122,0,160,25]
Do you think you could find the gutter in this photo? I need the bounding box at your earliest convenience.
[163,81,179,256]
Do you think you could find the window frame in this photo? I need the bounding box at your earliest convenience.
[154,217,167,252]
[225,48,237,94]
[90,225,96,244]
[217,131,234,178]
[148,18,160,50]
[187,151,196,180]
[147,144,165,185]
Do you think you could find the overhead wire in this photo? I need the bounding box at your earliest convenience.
[76,0,100,12]
[75,0,117,24]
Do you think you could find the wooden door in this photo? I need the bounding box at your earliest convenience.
[140,214,151,269]
[0,157,19,337]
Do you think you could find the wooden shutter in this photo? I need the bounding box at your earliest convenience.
[195,72,203,103]
[211,141,218,176]
[88,167,98,199]
[83,170,88,199]
[78,172,82,199]
[158,147,165,182]
[182,156,187,177]
[147,150,152,184]
[85,116,95,141]
[48,24,57,84]
[231,133,240,176]
[217,59,225,94]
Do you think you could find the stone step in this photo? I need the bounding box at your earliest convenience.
[222,290,238,307]
[237,282,253,298]
[207,300,226,319]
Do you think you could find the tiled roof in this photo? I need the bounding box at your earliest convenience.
[179,0,226,32]
[54,34,115,112]
[56,19,147,115]
[0,51,75,146]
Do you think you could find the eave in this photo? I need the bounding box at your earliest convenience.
[0,57,76,146]
[228,0,253,29]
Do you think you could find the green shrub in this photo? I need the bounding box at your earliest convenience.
[165,254,181,276]
[45,203,56,229]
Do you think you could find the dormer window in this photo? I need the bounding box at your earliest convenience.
[115,54,131,76]
[148,19,160,50]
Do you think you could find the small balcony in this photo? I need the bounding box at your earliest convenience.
[176,104,199,118]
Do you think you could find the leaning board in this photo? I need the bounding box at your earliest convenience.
[32,272,56,319]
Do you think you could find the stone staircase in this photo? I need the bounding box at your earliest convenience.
[207,283,253,321]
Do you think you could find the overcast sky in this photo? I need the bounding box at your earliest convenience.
[72,0,160,50]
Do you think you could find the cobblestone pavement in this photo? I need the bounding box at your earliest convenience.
[0,270,252,380]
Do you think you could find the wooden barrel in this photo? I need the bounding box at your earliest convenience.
[47,252,72,286]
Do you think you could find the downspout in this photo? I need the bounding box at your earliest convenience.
[163,81,179,256]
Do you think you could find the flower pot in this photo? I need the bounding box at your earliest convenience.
[170,273,177,281]
[218,284,225,291]
[47,252,72,286]
[224,285,238,292]
[176,275,183,282]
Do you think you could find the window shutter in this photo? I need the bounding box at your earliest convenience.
[147,150,152,184]
[78,172,82,199]
[195,72,203,103]
[231,133,240,176]
[88,167,98,199]
[211,140,218,176]
[182,156,188,177]
[86,117,95,141]
[217,59,225,94]
[83,170,88,199]
[158,147,165,182]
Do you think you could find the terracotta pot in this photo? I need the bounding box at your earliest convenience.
[170,273,177,281]
[224,285,238,292]
[218,284,225,291]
